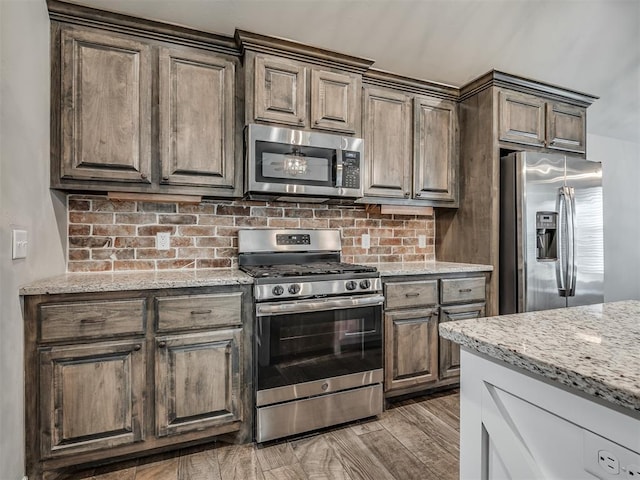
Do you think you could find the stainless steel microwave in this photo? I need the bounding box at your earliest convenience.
[245,124,364,201]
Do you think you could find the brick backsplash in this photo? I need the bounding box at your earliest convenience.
[67,195,435,272]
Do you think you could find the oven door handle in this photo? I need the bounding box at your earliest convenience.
[256,294,385,316]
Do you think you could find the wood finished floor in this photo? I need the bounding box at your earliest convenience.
[57,389,459,480]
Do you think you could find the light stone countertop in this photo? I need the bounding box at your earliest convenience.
[19,268,253,295]
[374,261,493,276]
[439,300,640,414]
[19,261,492,296]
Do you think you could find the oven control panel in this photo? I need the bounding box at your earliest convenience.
[276,234,311,245]
[256,277,382,301]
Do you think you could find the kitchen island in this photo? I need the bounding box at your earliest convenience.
[439,300,640,480]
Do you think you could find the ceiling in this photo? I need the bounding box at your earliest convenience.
[69,0,640,145]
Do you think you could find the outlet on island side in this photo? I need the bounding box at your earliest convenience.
[583,429,640,480]
[156,232,170,250]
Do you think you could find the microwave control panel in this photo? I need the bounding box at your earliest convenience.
[342,151,361,189]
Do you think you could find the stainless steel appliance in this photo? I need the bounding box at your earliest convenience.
[245,124,364,201]
[500,151,604,313]
[238,229,383,443]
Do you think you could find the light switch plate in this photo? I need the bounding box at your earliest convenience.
[12,229,28,259]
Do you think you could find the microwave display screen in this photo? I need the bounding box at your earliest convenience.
[256,141,335,186]
[262,152,330,181]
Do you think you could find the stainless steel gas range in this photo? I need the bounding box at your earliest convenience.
[238,229,384,443]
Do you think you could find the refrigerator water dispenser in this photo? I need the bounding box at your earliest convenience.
[536,212,558,261]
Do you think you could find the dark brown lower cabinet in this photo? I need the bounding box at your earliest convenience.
[24,285,252,480]
[155,329,243,438]
[383,273,488,398]
[384,308,439,392]
[39,340,146,458]
[439,302,486,380]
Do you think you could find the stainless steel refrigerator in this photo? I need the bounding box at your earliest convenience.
[500,151,604,313]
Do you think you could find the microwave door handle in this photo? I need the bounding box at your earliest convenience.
[335,152,343,188]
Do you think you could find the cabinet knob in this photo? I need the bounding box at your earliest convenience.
[404,192,410,197]
[133,344,142,351]
[162,175,169,181]
[140,173,148,180]
[158,341,167,348]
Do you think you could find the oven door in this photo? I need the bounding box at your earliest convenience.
[255,294,383,407]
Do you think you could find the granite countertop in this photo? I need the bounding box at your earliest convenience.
[19,268,253,295]
[439,300,640,413]
[20,261,492,296]
[374,261,493,276]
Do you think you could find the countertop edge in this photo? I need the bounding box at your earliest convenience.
[19,270,254,296]
[439,320,640,415]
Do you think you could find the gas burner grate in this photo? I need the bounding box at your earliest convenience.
[240,262,377,278]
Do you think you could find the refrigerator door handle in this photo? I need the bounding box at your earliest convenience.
[567,186,577,297]
[555,187,568,297]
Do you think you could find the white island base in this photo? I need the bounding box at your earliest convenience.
[459,349,640,480]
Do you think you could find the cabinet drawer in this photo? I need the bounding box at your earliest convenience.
[156,292,243,332]
[385,280,438,309]
[40,299,145,342]
[440,277,485,304]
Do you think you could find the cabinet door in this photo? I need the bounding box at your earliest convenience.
[60,27,152,183]
[546,102,586,153]
[414,96,458,204]
[39,340,145,458]
[498,90,546,148]
[155,329,242,437]
[159,46,237,189]
[384,308,439,392]
[310,69,360,134]
[254,55,306,126]
[363,87,413,198]
[439,303,485,379]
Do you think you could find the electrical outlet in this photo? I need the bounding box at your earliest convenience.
[156,232,170,250]
[627,465,640,478]
[361,233,370,249]
[584,429,640,480]
[599,450,620,475]
[418,234,426,248]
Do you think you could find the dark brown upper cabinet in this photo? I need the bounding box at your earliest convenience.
[158,46,236,189]
[49,5,242,198]
[237,30,372,136]
[59,27,153,184]
[361,70,460,207]
[498,89,587,154]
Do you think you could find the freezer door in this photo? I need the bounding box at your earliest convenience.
[521,153,568,311]
[564,156,604,307]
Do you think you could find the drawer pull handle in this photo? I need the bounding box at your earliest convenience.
[80,318,104,324]
[405,293,420,297]
[459,288,473,293]
[158,341,167,348]
[191,309,212,315]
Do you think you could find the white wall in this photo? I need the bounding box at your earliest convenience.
[0,1,67,478]
[588,134,640,302]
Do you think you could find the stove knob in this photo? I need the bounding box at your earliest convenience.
[345,280,357,291]
[272,285,284,296]
[288,284,301,295]
[360,279,371,290]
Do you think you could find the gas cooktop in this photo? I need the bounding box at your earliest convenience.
[239,261,377,279]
